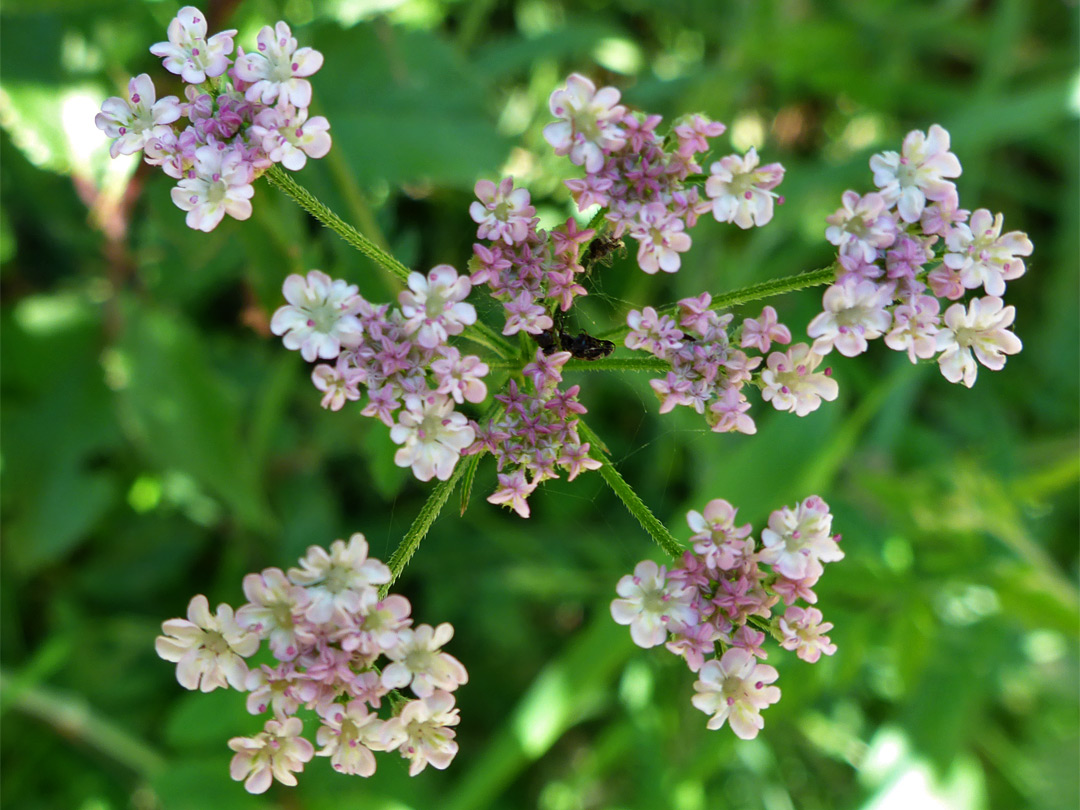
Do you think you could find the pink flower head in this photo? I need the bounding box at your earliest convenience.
[884,294,941,363]
[665,619,720,672]
[381,623,469,697]
[379,690,460,776]
[807,279,894,358]
[170,145,255,232]
[270,270,364,362]
[250,103,331,171]
[625,306,683,356]
[707,386,756,435]
[686,499,753,572]
[705,148,785,229]
[611,560,696,649]
[740,305,791,353]
[629,202,692,274]
[486,468,537,518]
[870,124,962,222]
[287,533,392,625]
[236,568,313,661]
[673,113,726,158]
[95,74,181,158]
[759,343,839,416]
[155,595,258,692]
[825,190,897,262]
[758,496,842,580]
[935,296,1022,388]
[943,208,1033,297]
[501,291,553,336]
[234,21,324,108]
[469,177,536,245]
[150,6,237,84]
[431,348,489,404]
[228,716,314,794]
[691,648,781,739]
[543,73,627,172]
[390,394,475,482]
[339,590,413,657]
[399,265,477,349]
[312,357,363,411]
[779,606,837,663]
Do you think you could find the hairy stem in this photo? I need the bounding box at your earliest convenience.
[577,420,684,560]
[600,263,837,342]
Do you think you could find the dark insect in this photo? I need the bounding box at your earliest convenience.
[583,235,624,270]
[532,328,615,361]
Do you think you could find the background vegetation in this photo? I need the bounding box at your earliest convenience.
[1,1,1077,808]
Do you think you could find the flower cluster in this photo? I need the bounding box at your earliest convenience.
[611,495,841,738]
[811,124,1031,387]
[544,73,784,276]
[155,534,467,792]
[626,296,836,432]
[95,7,328,231]
[467,349,601,518]
[271,268,486,482]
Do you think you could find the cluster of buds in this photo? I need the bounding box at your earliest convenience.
[271,268,486,482]
[810,124,1031,387]
[95,6,328,231]
[467,348,601,518]
[626,297,836,432]
[469,184,592,336]
[155,534,467,792]
[544,73,785,275]
[611,496,841,739]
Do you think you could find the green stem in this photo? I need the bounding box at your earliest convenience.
[379,458,469,596]
[599,263,838,342]
[487,355,670,373]
[577,420,684,560]
[264,165,412,283]
[0,668,166,777]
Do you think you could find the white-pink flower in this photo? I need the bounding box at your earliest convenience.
[611,560,696,648]
[270,270,364,362]
[543,73,627,173]
[339,590,412,657]
[759,343,839,417]
[758,496,842,580]
[380,690,460,776]
[381,623,468,697]
[691,648,781,739]
[315,700,386,776]
[236,568,313,661]
[943,208,1033,296]
[779,606,837,663]
[95,74,181,159]
[740,305,791,353]
[686,499,753,571]
[807,279,894,357]
[705,148,785,229]
[390,394,475,482]
[486,468,538,518]
[399,265,476,349]
[311,358,362,411]
[170,145,255,232]
[825,190,897,262]
[884,294,940,363]
[935,296,1022,387]
[502,291,553,336]
[234,21,324,108]
[870,124,962,222]
[629,202,692,274]
[469,177,536,245]
[150,6,237,85]
[228,716,314,794]
[155,595,257,692]
[287,533,391,625]
[250,103,331,171]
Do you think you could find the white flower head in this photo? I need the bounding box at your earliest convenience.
[270,270,364,362]
[759,343,839,417]
[610,560,697,648]
[935,296,1022,387]
[380,690,461,776]
[870,124,962,222]
[758,496,842,580]
[705,148,785,229]
[169,145,255,232]
[543,73,627,172]
[234,21,324,108]
[228,716,314,794]
[469,177,536,245]
[943,208,1033,296]
[825,190,897,262]
[95,74,181,159]
[381,623,469,697]
[155,595,258,692]
[691,648,781,739]
[629,202,692,274]
[235,568,313,661]
[315,700,386,776]
[150,6,237,84]
[398,265,476,349]
[807,279,895,358]
[287,533,392,625]
[390,394,475,482]
[250,103,331,171]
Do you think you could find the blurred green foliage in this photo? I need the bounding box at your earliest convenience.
[1,1,1077,809]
